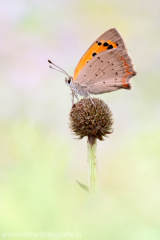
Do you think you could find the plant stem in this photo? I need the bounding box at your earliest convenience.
[87,135,98,199]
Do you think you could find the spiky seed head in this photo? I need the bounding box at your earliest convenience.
[69,98,113,141]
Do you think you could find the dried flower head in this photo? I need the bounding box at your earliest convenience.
[69,98,113,141]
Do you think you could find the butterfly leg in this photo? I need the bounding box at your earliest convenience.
[70,92,74,105]
[70,90,79,106]
[75,91,79,103]
[87,91,95,105]
[73,89,79,102]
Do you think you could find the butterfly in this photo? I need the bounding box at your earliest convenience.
[48,28,136,105]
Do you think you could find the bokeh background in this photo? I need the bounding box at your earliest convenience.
[0,0,160,239]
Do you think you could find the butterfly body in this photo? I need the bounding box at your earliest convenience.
[65,77,89,104]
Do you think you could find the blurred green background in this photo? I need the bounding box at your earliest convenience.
[0,0,160,239]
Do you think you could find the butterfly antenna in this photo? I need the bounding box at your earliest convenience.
[48,60,70,77]
[49,66,68,75]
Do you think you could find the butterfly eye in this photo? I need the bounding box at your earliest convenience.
[68,79,71,84]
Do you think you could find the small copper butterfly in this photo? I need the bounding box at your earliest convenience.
[48,28,136,104]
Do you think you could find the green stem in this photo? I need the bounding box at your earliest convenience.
[87,136,98,199]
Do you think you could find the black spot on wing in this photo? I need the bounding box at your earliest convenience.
[92,52,97,57]
[108,45,113,49]
[103,42,109,47]
[97,42,102,46]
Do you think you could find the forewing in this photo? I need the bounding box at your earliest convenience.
[75,29,136,94]
[73,28,124,81]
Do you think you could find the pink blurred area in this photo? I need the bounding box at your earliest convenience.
[0,1,160,237]
[0,0,160,181]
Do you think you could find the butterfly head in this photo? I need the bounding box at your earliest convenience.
[65,76,73,87]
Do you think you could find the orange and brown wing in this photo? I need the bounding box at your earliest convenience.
[73,28,126,81]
